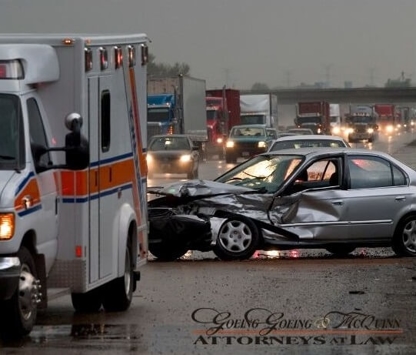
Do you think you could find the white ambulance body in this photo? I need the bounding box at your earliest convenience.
[0,34,149,337]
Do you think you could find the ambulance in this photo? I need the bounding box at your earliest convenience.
[0,34,149,337]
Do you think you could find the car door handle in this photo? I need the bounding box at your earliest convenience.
[395,196,406,201]
[332,200,344,206]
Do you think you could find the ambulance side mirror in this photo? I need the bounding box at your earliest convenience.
[64,113,89,170]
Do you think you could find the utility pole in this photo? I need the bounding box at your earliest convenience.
[324,64,333,88]
[369,68,375,86]
[285,70,292,88]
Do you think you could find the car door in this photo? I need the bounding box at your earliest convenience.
[275,156,350,241]
[343,154,411,241]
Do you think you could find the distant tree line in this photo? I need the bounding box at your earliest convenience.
[148,53,190,78]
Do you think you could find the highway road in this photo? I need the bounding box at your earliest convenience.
[2,130,416,355]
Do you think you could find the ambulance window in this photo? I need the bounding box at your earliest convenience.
[101,90,111,152]
[27,98,51,170]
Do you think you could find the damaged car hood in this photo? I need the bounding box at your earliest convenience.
[147,179,256,198]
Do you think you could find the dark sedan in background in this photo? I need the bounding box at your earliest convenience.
[147,134,200,179]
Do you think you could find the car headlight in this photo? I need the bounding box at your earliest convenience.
[226,141,235,148]
[180,154,192,162]
[258,141,267,148]
[146,154,153,163]
[332,127,341,135]
[216,137,223,144]
[386,125,394,133]
[367,128,374,134]
[0,213,15,240]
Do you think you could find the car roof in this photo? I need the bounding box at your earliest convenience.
[150,134,191,139]
[273,134,346,142]
[262,146,390,159]
[232,124,266,129]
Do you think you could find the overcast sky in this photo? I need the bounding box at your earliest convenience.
[1,0,415,89]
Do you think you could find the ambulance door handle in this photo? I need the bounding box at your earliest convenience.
[109,167,112,182]
[95,171,98,187]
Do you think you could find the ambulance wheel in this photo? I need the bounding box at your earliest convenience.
[0,246,39,338]
[71,289,103,313]
[102,247,134,311]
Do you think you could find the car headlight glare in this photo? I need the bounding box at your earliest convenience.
[146,154,153,163]
[367,128,374,134]
[226,141,234,148]
[258,141,267,148]
[0,213,15,240]
[180,154,192,162]
[216,137,223,144]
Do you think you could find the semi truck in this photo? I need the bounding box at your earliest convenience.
[0,34,149,337]
[205,88,240,159]
[295,101,331,134]
[373,104,396,135]
[147,75,208,155]
[329,103,342,135]
[240,94,278,128]
[346,105,378,143]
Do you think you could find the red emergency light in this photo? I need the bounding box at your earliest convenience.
[0,60,24,79]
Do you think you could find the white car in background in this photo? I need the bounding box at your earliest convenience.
[268,134,350,152]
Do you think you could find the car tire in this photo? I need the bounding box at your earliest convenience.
[102,247,134,311]
[213,216,260,261]
[149,242,189,261]
[0,246,39,338]
[392,215,416,257]
[325,245,356,256]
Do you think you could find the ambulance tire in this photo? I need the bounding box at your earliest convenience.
[102,247,133,312]
[71,289,103,313]
[0,246,38,338]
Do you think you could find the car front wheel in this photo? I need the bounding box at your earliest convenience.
[213,217,259,261]
[392,215,416,257]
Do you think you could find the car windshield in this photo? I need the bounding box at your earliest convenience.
[0,94,24,170]
[240,115,265,125]
[296,117,321,124]
[270,139,346,151]
[149,136,190,151]
[230,126,265,137]
[215,154,303,192]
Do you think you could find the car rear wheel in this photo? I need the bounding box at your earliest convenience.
[392,215,416,257]
[213,216,259,261]
[326,245,356,256]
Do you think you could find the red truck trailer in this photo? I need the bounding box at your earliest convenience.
[295,101,331,134]
[206,88,240,159]
[373,104,396,135]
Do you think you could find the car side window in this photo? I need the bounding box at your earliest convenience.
[348,155,401,188]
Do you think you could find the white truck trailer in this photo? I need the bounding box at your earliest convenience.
[240,94,278,128]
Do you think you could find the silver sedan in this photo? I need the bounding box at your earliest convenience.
[148,147,416,261]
